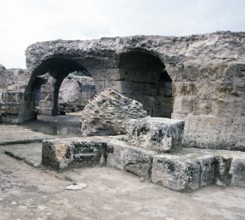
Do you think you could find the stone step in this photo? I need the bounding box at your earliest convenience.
[41,136,245,192]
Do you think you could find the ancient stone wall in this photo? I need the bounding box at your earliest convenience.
[33,73,96,115]
[17,32,245,150]
[0,65,28,123]
[171,62,245,151]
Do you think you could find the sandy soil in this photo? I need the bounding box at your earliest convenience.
[1,145,245,220]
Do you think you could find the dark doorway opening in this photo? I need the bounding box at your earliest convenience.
[118,51,173,117]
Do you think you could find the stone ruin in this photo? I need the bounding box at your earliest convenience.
[34,73,96,115]
[0,31,245,192]
[80,89,147,136]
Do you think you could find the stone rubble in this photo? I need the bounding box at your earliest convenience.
[80,89,147,136]
[65,183,88,190]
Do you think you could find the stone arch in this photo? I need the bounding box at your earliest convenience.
[19,57,93,122]
[118,50,173,117]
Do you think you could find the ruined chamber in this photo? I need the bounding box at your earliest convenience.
[15,32,245,151]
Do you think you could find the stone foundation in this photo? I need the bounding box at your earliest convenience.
[42,138,107,169]
[41,137,245,192]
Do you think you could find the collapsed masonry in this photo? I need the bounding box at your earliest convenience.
[5,31,244,151]
[0,32,245,192]
[41,89,244,192]
[80,89,147,136]
[1,32,245,151]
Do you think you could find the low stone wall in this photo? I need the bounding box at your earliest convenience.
[42,136,245,192]
[42,138,107,169]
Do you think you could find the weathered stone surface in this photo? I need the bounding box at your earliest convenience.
[0,65,28,92]
[0,65,29,123]
[42,138,107,169]
[59,75,96,113]
[230,158,245,187]
[106,139,157,178]
[152,155,202,192]
[151,148,245,192]
[35,74,96,115]
[80,89,147,136]
[127,117,185,152]
[19,32,245,150]
[40,134,245,191]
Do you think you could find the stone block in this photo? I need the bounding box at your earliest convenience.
[1,90,23,102]
[1,102,20,114]
[230,158,245,187]
[151,155,201,192]
[42,138,107,169]
[197,156,216,187]
[151,154,216,192]
[127,117,185,152]
[107,140,156,178]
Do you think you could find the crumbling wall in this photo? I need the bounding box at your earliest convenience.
[59,75,96,113]
[0,65,29,123]
[19,32,245,150]
[171,62,245,151]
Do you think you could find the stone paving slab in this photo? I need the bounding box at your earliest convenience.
[0,124,54,145]
[3,143,42,167]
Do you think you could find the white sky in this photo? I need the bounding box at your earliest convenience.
[0,0,244,68]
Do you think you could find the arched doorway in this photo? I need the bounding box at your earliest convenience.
[19,57,96,123]
[118,50,173,117]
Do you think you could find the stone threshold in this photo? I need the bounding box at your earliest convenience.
[42,136,245,192]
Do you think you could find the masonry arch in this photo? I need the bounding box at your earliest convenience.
[118,50,173,117]
[19,57,95,122]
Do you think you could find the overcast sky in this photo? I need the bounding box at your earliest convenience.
[0,0,244,69]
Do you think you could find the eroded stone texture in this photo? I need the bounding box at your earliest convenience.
[80,89,147,136]
[230,158,245,187]
[42,138,107,169]
[106,139,157,178]
[41,137,245,191]
[0,65,29,123]
[59,75,96,113]
[151,149,245,192]
[127,117,184,152]
[34,74,96,115]
[19,32,245,150]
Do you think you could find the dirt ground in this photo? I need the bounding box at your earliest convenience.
[0,122,245,220]
[0,146,245,220]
